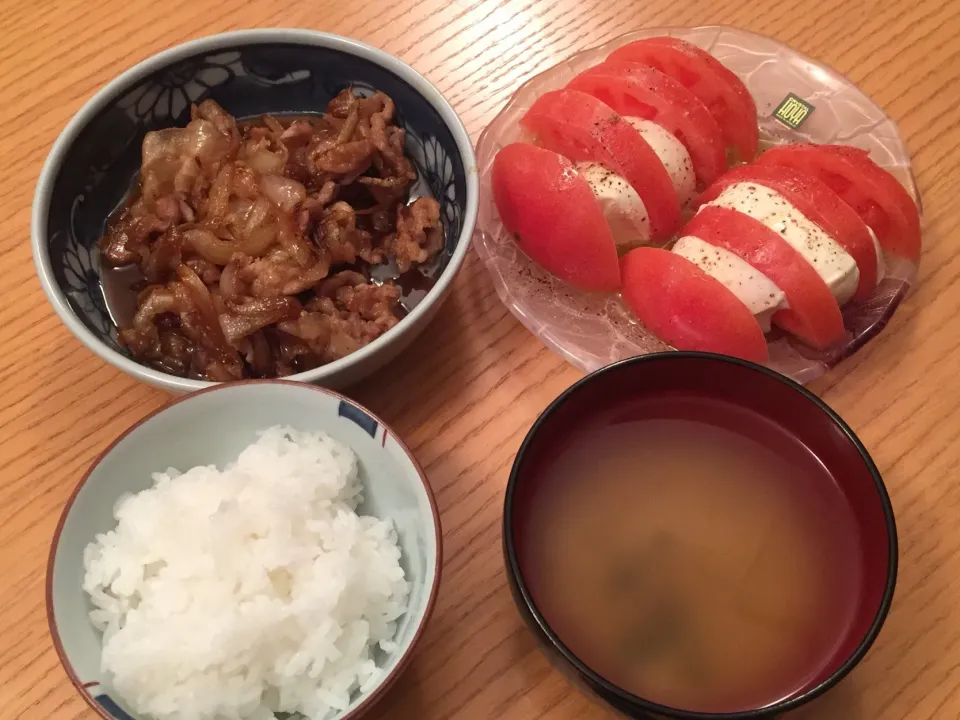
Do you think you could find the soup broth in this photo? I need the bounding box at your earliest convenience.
[520,396,862,713]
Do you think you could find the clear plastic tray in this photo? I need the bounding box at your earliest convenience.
[473,25,921,384]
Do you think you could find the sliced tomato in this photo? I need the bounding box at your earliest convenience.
[822,145,920,234]
[492,143,620,292]
[686,206,846,349]
[620,247,768,362]
[521,89,682,239]
[695,163,880,301]
[568,62,726,186]
[608,37,758,161]
[756,144,921,262]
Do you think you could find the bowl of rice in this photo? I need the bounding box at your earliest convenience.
[46,381,441,720]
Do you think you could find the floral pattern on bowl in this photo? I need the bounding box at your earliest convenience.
[473,25,921,384]
[45,40,468,358]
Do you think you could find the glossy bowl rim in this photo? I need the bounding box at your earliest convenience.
[502,351,898,719]
[31,28,479,393]
[45,378,443,720]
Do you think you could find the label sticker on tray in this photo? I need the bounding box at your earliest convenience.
[773,93,815,129]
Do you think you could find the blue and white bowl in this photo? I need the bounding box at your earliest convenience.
[47,380,442,720]
[32,29,478,393]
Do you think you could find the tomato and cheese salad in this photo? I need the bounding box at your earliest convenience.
[492,36,921,363]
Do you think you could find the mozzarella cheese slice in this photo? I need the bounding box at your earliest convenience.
[867,226,886,284]
[575,161,651,249]
[672,235,787,332]
[703,183,860,305]
[623,117,696,208]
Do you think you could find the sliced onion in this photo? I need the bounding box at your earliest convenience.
[176,263,219,327]
[263,115,285,135]
[227,199,254,219]
[203,165,233,224]
[246,147,286,175]
[219,297,300,343]
[183,119,230,165]
[280,120,314,148]
[232,164,261,200]
[261,174,307,213]
[183,228,238,265]
[131,287,178,332]
[243,197,271,235]
[275,215,313,267]
[229,296,301,318]
[143,120,231,178]
[281,257,332,295]
[278,312,330,344]
[229,197,276,256]
[219,259,246,300]
[239,224,278,256]
[142,128,185,168]
[174,157,200,195]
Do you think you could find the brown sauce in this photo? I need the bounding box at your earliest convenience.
[100,253,437,331]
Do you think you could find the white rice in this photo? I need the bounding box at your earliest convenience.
[82,426,409,720]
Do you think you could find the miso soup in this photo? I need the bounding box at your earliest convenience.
[519,396,862,713]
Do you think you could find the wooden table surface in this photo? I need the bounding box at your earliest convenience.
[2,0,959,718]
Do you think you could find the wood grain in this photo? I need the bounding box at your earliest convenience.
[1,0,959,718]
